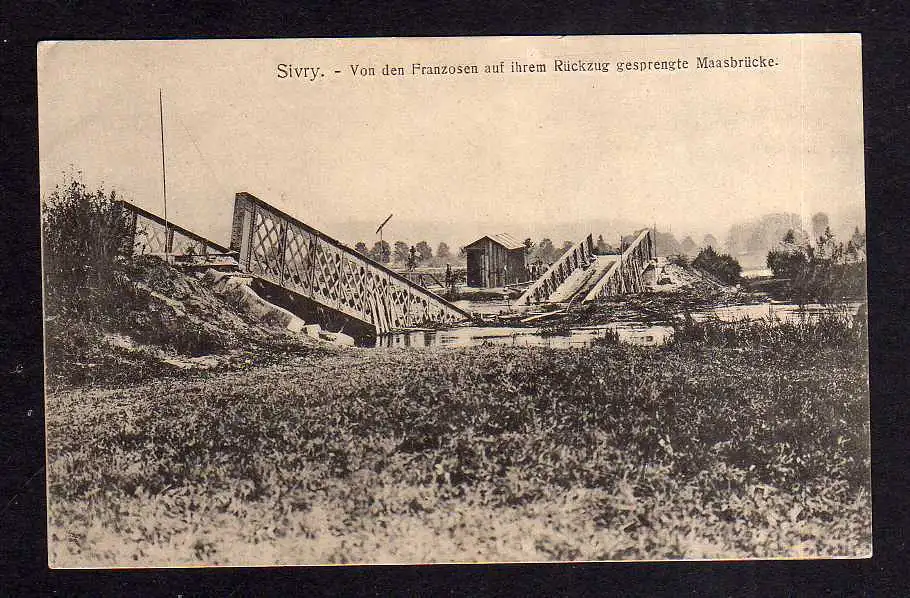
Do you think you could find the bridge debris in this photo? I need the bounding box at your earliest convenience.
[204,270,306,334]
[515,235,596,306]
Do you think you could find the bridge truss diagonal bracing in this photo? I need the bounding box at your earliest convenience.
[118,200,230,257]
[582,229,655,302]
[516,229,656,306]
[230,193,469,334]
[515,235,595,306]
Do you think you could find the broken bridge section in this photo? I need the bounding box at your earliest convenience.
[120,200,229,257]
[582,229,656,302]
[230,192,469,335]
[516,229,656,306]
[515,235,595,306]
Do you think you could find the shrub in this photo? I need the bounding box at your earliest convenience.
[671,310,866,359]
[692,246,741,284]
[766,233,867,304]
[766,248,809,279]
[42,176,135,321]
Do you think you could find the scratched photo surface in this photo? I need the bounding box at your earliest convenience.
[39,35,869,567]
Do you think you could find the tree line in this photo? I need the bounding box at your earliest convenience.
[352,234,630,269]
[352,218,856,274]
[766,226,866,304]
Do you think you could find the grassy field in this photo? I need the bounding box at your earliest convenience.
[46,316,870,566]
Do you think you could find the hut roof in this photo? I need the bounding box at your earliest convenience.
[466,233,525,251]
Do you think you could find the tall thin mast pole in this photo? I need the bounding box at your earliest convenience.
[653,222,657,259]
[376,213,393,263]
[159,89,169,253]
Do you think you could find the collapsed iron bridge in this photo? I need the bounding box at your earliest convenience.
[123,192,469,335]
[121,192,656,335]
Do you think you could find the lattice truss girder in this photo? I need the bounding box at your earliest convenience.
[249,211,284,279]
[134,215,167,254]
[171,230,205,255]
[242,204,464,332]
[583,230,654,302]
[124,204,226,256]
[283,222,312,288]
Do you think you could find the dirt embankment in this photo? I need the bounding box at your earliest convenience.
[44,256,335,389]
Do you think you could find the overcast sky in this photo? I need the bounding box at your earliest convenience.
[38,35,864,248]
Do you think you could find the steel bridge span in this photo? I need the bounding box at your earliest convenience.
[229,193,469,334]
[121,194,470,335]
[515,228,656,306]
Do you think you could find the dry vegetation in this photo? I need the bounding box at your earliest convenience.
[47,316,870,566]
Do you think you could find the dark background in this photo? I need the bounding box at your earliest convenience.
[2,2,907,595]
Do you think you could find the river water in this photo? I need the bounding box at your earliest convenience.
[368,301,863,349]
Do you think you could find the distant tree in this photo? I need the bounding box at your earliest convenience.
[535,238,557,263]
[393,241,410,264]
[724,213,802,258]
[354,241,369,255]
[523,238,534,255]
[844,226,866,264]
[702,233,719,249]
[415,241,433,262]
[595,234,611,254]
[370,240,390,263]
[558,240,574,256]
[680,236,697,255]
[850,226,866,251]
[811,212,830,243]
[693,246,742,284]
[436,242,451,259]
[653,231,683,255]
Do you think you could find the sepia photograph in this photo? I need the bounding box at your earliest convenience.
[39,35,869,567]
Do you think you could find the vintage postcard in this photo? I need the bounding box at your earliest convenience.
[39,35,869,567]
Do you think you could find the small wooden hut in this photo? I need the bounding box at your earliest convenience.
[464,233,529,288]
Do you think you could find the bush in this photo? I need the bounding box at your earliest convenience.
[766,248,809,279]
[42,177,135,321]
[671,310,866,357]
[766,235,867,304]
[692,246,741,284]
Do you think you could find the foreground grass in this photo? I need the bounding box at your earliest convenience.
[46,322,870,565]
